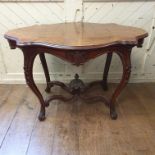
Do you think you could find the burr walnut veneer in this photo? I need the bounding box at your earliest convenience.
[4,22,148,121]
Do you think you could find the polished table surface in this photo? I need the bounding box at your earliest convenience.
[5,22,147,49]
[4,22,148,121]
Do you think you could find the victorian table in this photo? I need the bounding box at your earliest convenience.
[4,22,148,121]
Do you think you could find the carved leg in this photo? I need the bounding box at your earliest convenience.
[39,53,51,93]
[22,50,46,121]
[110,48,132,120]
[102,52,113,91]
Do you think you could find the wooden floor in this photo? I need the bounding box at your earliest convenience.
[0,83,155,155]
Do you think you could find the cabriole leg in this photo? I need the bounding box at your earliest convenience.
[39,53,51,93]
[22,50,46,121]
[102,52,113,91]
[110,48,132,120]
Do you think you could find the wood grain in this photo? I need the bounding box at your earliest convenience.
[4,22,148,49]
[0,84,155,155]
[0,85,26,146]
[0,85,39,155]
[26,101,58,155]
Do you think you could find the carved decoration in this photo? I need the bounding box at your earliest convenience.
[69,74,85,94]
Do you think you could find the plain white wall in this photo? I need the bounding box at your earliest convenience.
[0,0,155,84]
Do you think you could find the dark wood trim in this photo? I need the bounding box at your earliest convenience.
[102,52,113,91]
[22,49,46,121]
[39,53,51,93]
[4,32,148,50]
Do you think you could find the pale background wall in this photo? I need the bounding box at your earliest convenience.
[0,0,155,84]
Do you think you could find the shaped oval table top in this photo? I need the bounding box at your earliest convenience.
[4,22,148,50]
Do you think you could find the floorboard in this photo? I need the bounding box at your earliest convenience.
[0,83,154,155]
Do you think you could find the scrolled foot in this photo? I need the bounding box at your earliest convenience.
[38,107,46,121]
[110,107,118,120]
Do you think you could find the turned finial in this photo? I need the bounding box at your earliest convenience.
[75,74,79,80]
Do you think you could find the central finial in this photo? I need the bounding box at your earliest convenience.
[75,73,79,80]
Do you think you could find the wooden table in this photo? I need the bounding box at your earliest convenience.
[4,22,148,121]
